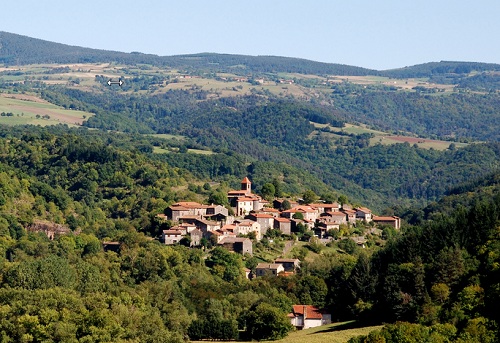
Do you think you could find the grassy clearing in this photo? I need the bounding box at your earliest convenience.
[370,136,469,151]
[152,147,214,155]
[274,321,384,343]
[146,133,186,140]
[193,321,383,343]
[0,94,93,126]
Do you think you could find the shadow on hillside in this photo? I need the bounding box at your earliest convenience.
[310,321,366,334]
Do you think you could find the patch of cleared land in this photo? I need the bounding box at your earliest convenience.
[153,146,214,155]
[0,93,93,126]
[275,321,384,343]
[192,321,383,343]
[311,122,468,151]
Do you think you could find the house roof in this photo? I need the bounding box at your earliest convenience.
[163,230,183,235]
[355,207,372,214]
[219,237,251,244]
[373,216,400,221]
[310,203,339,208]
[173,201,207,209]
[290,305,324,320]
[228,190,248,195]
[275,217,291,223]
[275,258,299,263]
[190,229,203,235]
[169,205,190,211]
[282,206,316,213]
[256,263,283,270]
[251,213,274,218]
[238,197,257,202]
[341,209,356,214]
[237,220,257,227]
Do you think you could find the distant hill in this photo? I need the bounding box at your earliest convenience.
[0,31,374,75]
[381,60,500,78]
[402,170,500,224]
[4,31,500,77]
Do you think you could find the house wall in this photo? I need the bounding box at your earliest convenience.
[304,318,323,329]
[237,201,253,216]
[163,234,182,245]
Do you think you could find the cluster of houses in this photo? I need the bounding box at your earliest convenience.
[159,177,401,254]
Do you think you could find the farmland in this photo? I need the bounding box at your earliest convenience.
[0,93,93,126]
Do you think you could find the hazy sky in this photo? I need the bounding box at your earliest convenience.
[2,0,499,70]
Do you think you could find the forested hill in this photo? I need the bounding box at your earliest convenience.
[0,31,374,75]
[381,60,500,78]
[3,31,500,77]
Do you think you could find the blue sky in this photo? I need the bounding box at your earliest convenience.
[2,0,499,70]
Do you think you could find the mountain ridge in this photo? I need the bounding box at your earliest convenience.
[2,31,500,76]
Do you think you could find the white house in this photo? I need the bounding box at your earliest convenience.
[288,305,331,330]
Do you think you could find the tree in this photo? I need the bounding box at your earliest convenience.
[243,303,293,341]
[302,190,318,204]
[272,179,283,198]
[338,194,348,206]
[261,183,275,201]
[281,200,291,210]
[208,190,229,206]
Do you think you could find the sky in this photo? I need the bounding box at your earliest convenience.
[2,0,500,70]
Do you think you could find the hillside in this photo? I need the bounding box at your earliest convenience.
[0,31,499,342]
[4,31,500,78]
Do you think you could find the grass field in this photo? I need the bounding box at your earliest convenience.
[370,135,469,150]
[312,122,468,151]
[146,133,186,140]
[192,321,383,343]
[275,321,383,343]
[153,146,214,155]
[0,93,93,126]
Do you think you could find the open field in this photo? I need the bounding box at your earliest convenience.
[312,122,468,151]
[370,135,469,150]
[0,93,93,126]
[153,146,214,155]
[146,133,187,140]
[274,321,383,343]
[192,321,383,343]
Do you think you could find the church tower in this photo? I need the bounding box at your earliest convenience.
[241,177,252,195]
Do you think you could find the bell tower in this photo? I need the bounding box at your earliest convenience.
[241,177,251,195]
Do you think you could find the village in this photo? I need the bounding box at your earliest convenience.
[156,177,402,329]
[158,177,400,271]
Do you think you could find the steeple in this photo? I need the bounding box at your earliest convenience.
[241,177,251,194]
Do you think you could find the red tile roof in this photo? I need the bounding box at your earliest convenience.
[241,177,251,184]
[373,216,400,221]
[290,305,323,319]
[355,207,372,213]
[252,213,274,218]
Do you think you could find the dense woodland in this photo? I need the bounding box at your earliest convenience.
[36,85,500,210]
[0,32,499,342]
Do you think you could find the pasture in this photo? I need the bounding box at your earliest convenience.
[0,93,93,126]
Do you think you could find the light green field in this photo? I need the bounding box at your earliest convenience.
[0,94,93,126]
[311,122,468,151]
[275,321,383,343]
[153,146,214,155]
[146,133,186,140]
[370,136,469,151]
[192,321,383,343]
